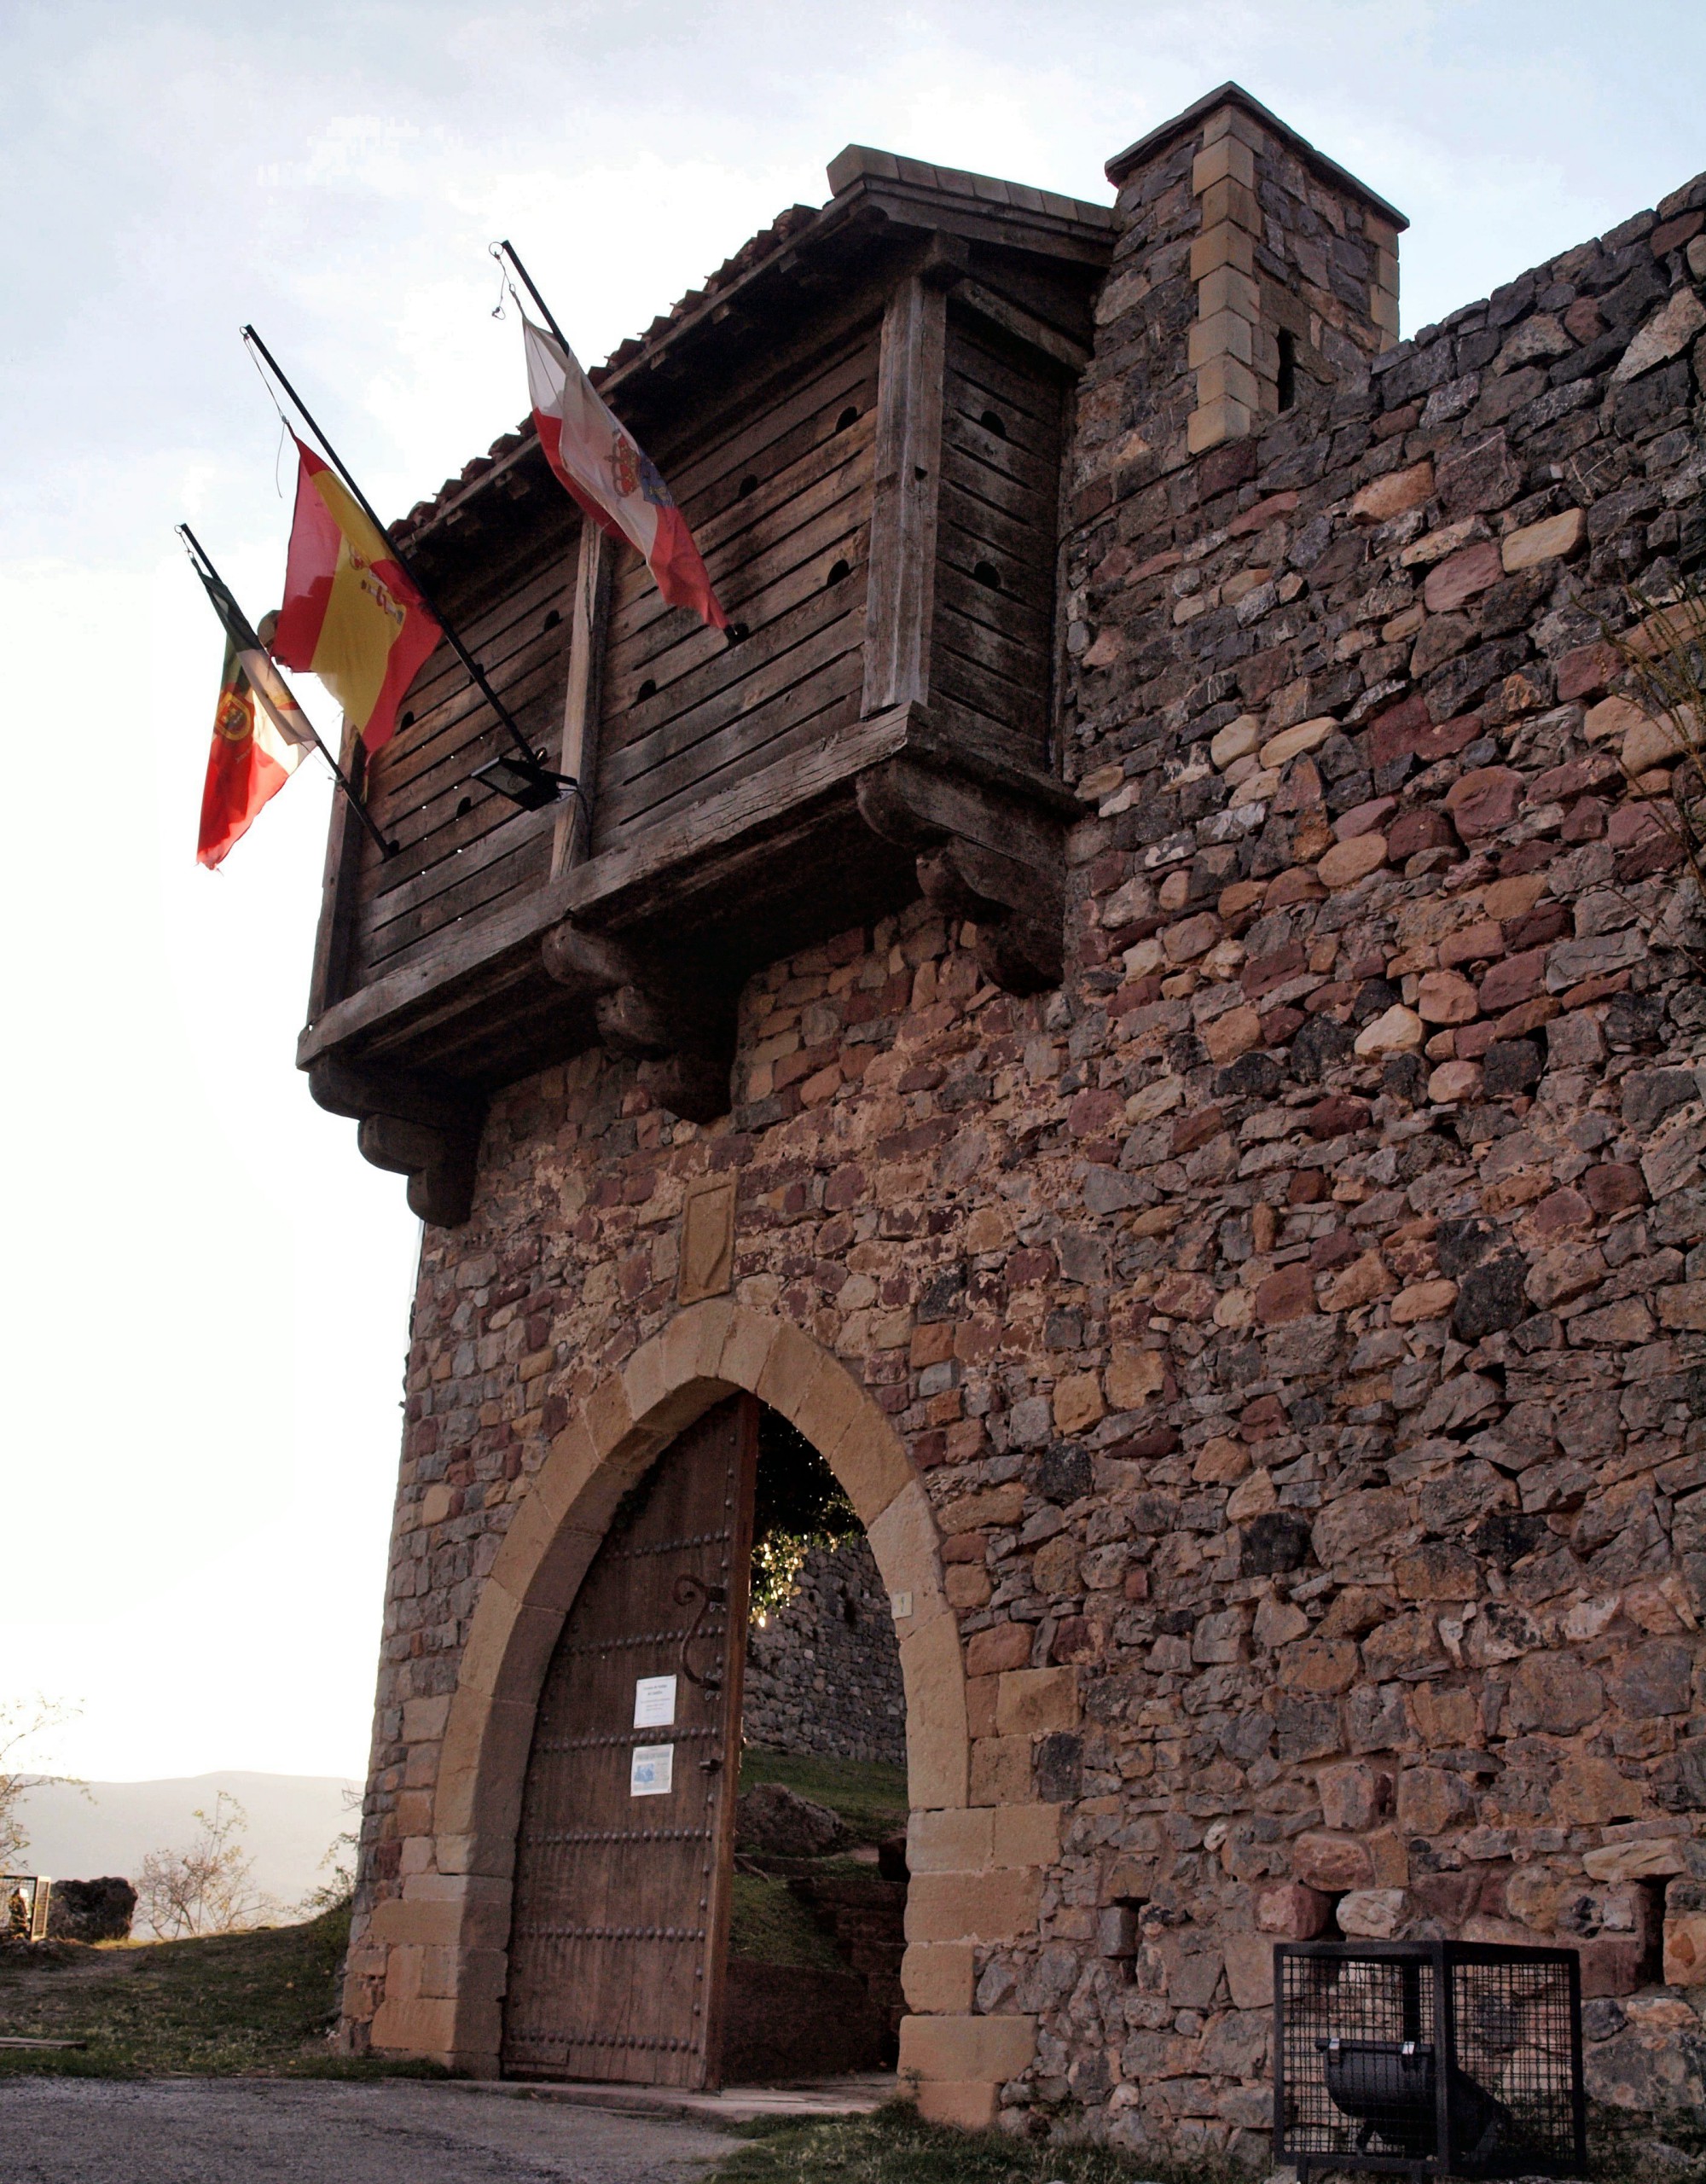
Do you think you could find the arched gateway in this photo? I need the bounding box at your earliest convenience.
[357,1302,1044,2124]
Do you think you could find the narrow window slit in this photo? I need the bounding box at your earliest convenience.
[1276,330,1297,412]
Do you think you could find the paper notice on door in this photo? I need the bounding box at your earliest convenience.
[633,1674,677,1729]
[630,1744,675,1797]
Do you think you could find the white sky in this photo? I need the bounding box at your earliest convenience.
[3,0,1702,1786]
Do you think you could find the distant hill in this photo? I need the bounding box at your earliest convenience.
[10,1772,361,1933]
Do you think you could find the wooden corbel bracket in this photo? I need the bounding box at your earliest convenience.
[308,1060,486,1228]
[541,921,737,1125]
[856,755,1065,994]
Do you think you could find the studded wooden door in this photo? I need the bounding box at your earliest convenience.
[501,1394,758,2086]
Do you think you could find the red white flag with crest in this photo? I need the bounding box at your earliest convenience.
[520,315,727,630]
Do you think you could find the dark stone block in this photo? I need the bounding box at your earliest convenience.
[1241,1510,1314,1575]
[1622,1068,1698,1132]
[1035,1442,1094,1505]
[1034,1731,1084,1803]
[1481,1039,1544,1096]
[1452,1252,1531,1339]
[1290,1014,1355,1083]
[1215,1052,1282,1100]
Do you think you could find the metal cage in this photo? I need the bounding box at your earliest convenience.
[1274,1940,1586,2181]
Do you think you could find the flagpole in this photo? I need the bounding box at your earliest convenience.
[240,324,565,793]
[177,525,398,860]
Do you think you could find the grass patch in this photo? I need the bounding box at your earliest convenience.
[0,1908,445,2080]
[720,2101,1706,2184]
[740,1747,908,1847]
[720,2101,1246,2184]
[728,1875,845,1971]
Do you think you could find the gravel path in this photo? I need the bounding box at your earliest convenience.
[0,2077,735,2183]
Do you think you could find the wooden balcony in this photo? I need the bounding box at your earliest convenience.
[299,151,1111,1221]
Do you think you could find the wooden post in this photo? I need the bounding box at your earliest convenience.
[305,718,368,1022]
[861,272,947,718]
[552,525,612,878]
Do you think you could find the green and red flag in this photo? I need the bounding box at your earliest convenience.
[270,435,441,750]
[194,564,316,868]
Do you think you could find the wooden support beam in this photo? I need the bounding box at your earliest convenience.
[308,1058,486,1228]
[953,281,1091,374]
[856,753,1065,995]
[540,918,738,1126]
[861,271,948,717]
[551,524,611,880]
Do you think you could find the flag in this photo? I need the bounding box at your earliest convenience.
[521,315,727,630]
[194,565,317,868]
[271,434,441,750]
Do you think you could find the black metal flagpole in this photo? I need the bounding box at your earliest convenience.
[496,239,573,353]
[177,524,397,858]
[240,323,570,799]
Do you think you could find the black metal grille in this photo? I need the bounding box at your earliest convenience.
[1274,1941,1585,2180]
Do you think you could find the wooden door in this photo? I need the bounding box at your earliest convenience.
[501,1394,758,2086]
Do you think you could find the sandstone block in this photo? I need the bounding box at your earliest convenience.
[1187,397,1252,451]
[1581,1840,1687,1882]
[966,1623,1031,1677]
[1259,717,1337,769]
[1295,1832,1375,1891]
[1053,1371,1105,1433]
[906,1867,1042,1943]
[940,1482,1024,1536]
[1502,508,1587,570]
[1349,462,1433,525]
[993,1803,1062,1868]
[996,1665,1079,1736]
[1318,834,1388,889]
[1429,1060,1483,1104]
[1222,1931,1276,2010]
[1338,1889,1407,1938]
[1256,1882,1332,1938]
[1203,1005,1263,1062]
[1210,715,1262,768]
[901,1942,976,2014]
[1355,1004,1425,1054]
[908,1805,992,1878]
[1418,970,1479,1024]
[1318,1763,1393,1833]
[1444,766,1524,837]
[970,1734,1031,1805]
[897,2010,1037,2082]
[1391,1278,1459,1323]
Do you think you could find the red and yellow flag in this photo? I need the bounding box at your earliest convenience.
[270,436,440,750]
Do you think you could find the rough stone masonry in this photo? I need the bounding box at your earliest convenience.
[342,88,1706,2152]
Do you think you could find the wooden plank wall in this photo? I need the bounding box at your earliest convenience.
[346,518,581,986]
[591,322,882,854]
[932,311,1065,771]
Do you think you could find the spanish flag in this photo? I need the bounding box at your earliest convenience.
[195,567,316,868]
[271,435,441,750]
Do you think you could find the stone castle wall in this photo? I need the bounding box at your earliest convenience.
[744,1536,908,1767]
[343,107,1706,2151]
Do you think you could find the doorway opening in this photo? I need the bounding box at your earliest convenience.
[722,1407,908,2082]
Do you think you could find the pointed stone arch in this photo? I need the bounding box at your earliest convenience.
[366,1299,1041,2122]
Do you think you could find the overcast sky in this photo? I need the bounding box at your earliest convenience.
[3,0,1702,1789]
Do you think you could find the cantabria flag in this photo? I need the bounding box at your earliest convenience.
[271,435,441,750]
[520,315,727,631]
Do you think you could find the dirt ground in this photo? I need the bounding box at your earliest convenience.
[0,2075,734,2183]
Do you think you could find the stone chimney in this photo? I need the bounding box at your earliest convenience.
[1093,84,1405,469]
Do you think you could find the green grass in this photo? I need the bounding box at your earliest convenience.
[0,1908,446,2080]
[740,1747,908,1847]
[728,1873,847,1971]
[720,2101,1247,2184]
